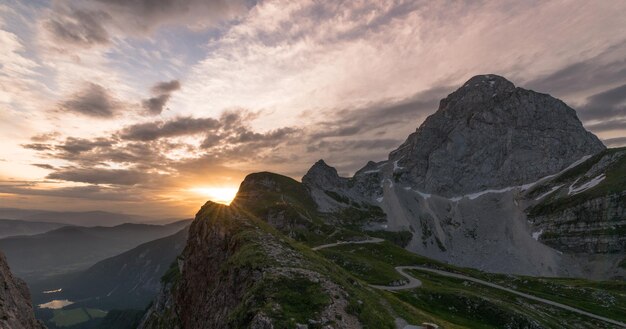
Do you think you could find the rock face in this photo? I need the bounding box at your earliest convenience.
[139,201,387,329]
[526,149,626,254]
[388,74,605,196]
[0,251,45,329]
[300,74,622,279]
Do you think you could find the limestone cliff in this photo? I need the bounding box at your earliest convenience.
[0,251,45,329]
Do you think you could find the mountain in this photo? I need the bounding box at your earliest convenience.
[0,251,46,329]
[387,74,604,196]
[32,227,189,311]
[0,221,191,283]
[0,219,69,239]
[301,74,622,279]
[0,208,155,227]
[139,74,626,328]
[140,177,625,328]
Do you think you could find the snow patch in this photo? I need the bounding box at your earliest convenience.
[520,154,593,191]
[568,174,605,195]
[362,169,380,174]
[376,196,384,203]
[451,186,516,201]
[393,158,405,171]
[535,185,563,201]
[532,229,543,241]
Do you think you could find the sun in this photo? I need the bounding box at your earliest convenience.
[189,187,239,205]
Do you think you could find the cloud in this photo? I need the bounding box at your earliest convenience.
[151,80,181,94]
[57,137,115,154]
[525,41,626,97]
[22,143,54,151]
[31,163,55,170]
[142,94,171,115]
[142,80,182,115]
[306,139,401,153]
[577,83,626,122]
[30,132,61,142]
[120,116,219,141]
[58,82,122,118]
[44,6,111,48]
[309,85,450,140]
[42,0,249,50]
[47,168,152,185]
[0,182,148,202]
[585,118,626,134]
[96,0,247,32]
[603,136,626,148]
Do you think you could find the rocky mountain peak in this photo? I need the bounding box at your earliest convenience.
[388,74,605,196]
[438,74,516,116]
[302,159,347,190]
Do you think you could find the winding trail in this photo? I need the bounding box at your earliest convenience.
[311,238,384,250]
[314,239,626,328]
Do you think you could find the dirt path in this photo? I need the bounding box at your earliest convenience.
[311,238,384,251]
[314,239,626,327]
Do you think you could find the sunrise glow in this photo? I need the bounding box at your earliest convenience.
[189,187,239,205]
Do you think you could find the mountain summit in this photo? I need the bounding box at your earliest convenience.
[386,74,604,196]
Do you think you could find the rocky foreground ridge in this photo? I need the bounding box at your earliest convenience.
[0,251,45,329]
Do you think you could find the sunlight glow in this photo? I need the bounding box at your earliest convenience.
[189,187,239,204]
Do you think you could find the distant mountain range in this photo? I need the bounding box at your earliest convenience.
[32,227,189,311]
[0,208,158,227]
[0,219,69,239]
[0,220,191,283]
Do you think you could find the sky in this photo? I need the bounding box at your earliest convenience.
[0,0,625,218]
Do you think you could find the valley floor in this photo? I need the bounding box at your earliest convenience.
[316,239,626,328]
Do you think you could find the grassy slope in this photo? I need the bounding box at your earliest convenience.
[528,147,626,216]
[152,170,624,328]
[319,241,626,327]
[50,307,107,327]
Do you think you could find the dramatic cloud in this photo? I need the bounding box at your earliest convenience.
[603,137,626,148]
[30,132,61,143]
[42,0,248,49]
[58,137,114,154]
[586,119,626,135]
[578,83,626,122]
[58,83,122,118]
[142,80,182,115]
[120,116,218,141]
[44,6,111,48]
[151,80,181,94]
[47,168,153,185]
[31,163,55,170]
[1,0,625,216]
[525,42,626,97]
[22,143,54,151]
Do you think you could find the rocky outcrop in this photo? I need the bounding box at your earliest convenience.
[387,74,604,196]
[526,149,626,254]
[140,201,389,329]
[532,193,626,253]
[0,251,45,329]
